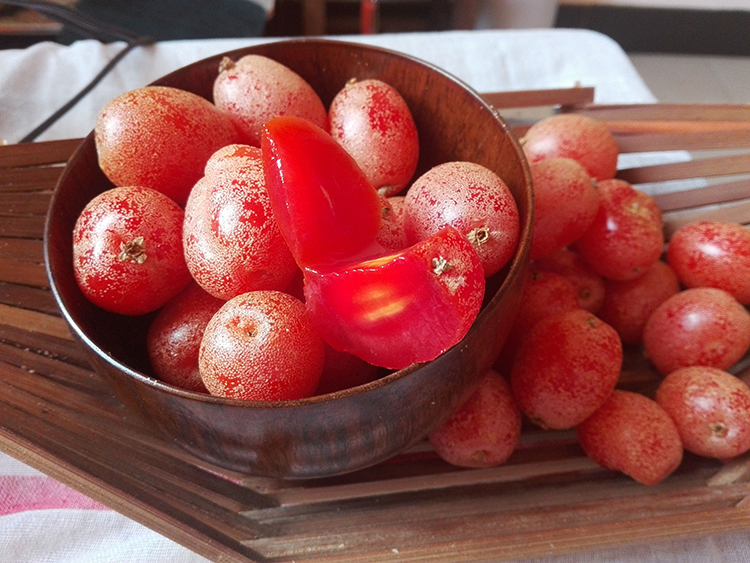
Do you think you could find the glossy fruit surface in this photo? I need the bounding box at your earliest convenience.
[642,287,750,375]
[521,113,619,181]
[510,309,622,430]
[329,78,419,196]
[403,161,519,277]
[95,86,241,206]
[656,366,750,459]
[72,185,192,315]
[199,290,325,401]
[667,220,750,304]
[183,144,298,300]
[261,115,383,269]
[528,157,599,260]
[575,179,663,281]
[429,370,521,468]
[213,54,328,146]
[576,390,683,486]
[304,226,485,369]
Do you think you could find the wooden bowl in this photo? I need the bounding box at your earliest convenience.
[44,38,533,479]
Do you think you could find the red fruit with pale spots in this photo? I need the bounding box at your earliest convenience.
[642,287,750,375]
[72,185,192,316]
[304,226,485,370]
[528,157,600,260]
[496,269,579,370]
[656,366,750,460]
[597,260,680,345]
[403,161,520,277]
[575,179,663,281]
[429,370,522,468]
[576,390,683,486]
[510,309,622,430]
[199,291,325,401]
[533,248,606,313]
[183,144,298,300]
[147,283,225,393]
[520,113,619,181]
[329,78,419,196]
[213,54,328,146]
[376,194,408,251]
[667,220,750,304]
[95,86,242,207]
[261,115,383,270]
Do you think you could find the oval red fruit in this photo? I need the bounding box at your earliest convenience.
[72,185,192,315]
[656,366,750,459]
[329,78,419,196]
[521,113,619,181]
[576,390,683,486]
[95,86,241,207]
[199,291,325,401]
[429,370,522,468]
[642,287,750,375]
[667,220,750,304]
[213,54,328,146]
[510,309,622,430]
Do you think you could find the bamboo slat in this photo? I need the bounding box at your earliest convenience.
[1,91,750,563]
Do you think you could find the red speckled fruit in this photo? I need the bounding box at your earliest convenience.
[528,157,600,260]
[575,179,663,281]
[183,144,298,300]
[199,290,325,401]
[429,369,522,468]
[656,366,750,459]
[329,78,419,196]
[496,269,579,370]
[667,220,750,304]
[597,260,680,345]
[510,309,622,430]
[95,86,242,207]
[376,194,408,251]
[577,390,683,486]
[403,161,520,277]
[213,54,328,146]
[146,283,225,393]
[642,287,750,375]
[72,185,192,316]
[520,113,619,181]
[534,248,606,313]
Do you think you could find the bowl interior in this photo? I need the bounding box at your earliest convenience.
[45,38,533,478]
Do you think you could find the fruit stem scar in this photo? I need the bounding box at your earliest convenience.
[219,56,236,74]
[432,256,452,275]
[709,422,728,438]
[467,226,490,246]
[118,236,147,264]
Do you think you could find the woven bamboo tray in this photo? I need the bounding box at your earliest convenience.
[2,88,750,563]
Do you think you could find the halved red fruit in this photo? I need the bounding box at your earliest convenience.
[261,115,383,269]
[303,226,485,369]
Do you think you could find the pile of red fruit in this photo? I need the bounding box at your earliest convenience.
[71,51,750,486]
[72,53,519,401]
[430,112,750,486]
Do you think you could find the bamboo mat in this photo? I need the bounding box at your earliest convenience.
[2,91,750,563]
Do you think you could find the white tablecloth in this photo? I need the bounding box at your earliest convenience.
[1,27,748,563]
